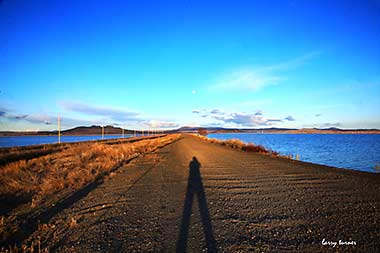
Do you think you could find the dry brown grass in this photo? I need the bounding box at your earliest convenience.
[0,134,180,248]
[1,135,180,210]
[0,144,65,167]
[194,134,279,156]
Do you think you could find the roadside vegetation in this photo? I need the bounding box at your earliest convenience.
[197,128,208,136]
[0,134,180,250]
[194,134,280,156]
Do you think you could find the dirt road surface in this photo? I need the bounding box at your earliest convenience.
[28,134,380,252]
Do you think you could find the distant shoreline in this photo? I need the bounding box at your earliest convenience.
[0,134,133,137]
[213,130,380,134]
[2,131,380,137]
[1,125,380,136]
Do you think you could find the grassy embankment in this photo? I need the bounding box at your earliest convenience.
[0,134,180,251]
[194,134,282,156]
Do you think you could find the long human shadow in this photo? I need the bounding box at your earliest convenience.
[176,157,217,252]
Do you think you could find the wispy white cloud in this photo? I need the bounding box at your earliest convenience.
[210,109,224,114]
[142,120,179,129]
[60,101,139,122]
[0,108,95,127]
[224,112,273,126]
[212,69,283,91]
[284,115,295,121]
[0,110,52,125]
[1,103,180,130]
[319,122,342,128]
[195,108,295,127]
[260,51,321,72]
[211,51,320,91]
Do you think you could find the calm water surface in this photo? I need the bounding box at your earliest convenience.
[208,133,380,173]
[0,135,134,148]
[2,133,379,173]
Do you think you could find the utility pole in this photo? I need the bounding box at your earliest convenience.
[122,126,125,138]
[58,115,61,144]
[102,125,104,140]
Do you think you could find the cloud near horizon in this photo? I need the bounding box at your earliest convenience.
[0,110,52,125]
[320,122,342,128]
[60,101,139,122]
[0,104,181,130]
[142,120,179,129]
[193,109,295,127]
[60,102,183,129]
[0,109,99,127]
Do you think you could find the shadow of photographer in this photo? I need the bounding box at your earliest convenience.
[176,157,217,252]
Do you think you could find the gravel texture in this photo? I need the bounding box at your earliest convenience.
[27,134,380,252]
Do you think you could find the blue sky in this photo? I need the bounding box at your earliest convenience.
[1,0,380,131]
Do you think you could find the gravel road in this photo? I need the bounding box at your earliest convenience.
[30,134,380,252]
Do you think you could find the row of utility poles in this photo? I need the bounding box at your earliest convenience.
[57,116,165,144]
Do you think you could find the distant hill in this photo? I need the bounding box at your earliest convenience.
[61,125,133,135]
[0,125,135,136]
[1,125,380,136]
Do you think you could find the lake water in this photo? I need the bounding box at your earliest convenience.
[208,133,380,173]
[1,133,379,173]
[0,135,135,148]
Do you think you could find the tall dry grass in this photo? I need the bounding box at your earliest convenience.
[194,134,279,156]
[0,134,180,247]
[0,135,179,211]
[0,145,64,167]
